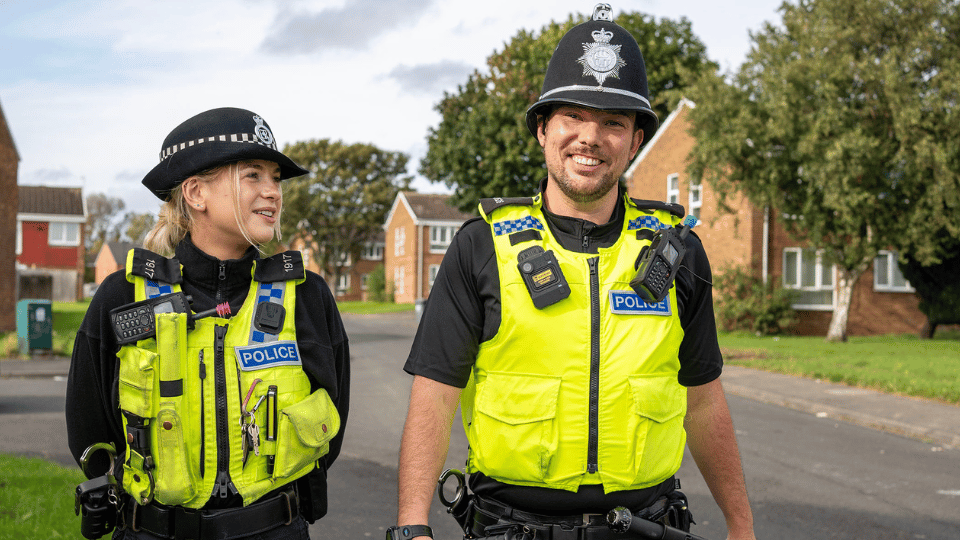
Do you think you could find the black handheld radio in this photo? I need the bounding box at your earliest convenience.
[110,292,231,345]
[630,216,697,304]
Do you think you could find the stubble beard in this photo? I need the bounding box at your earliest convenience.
[548,161,623,204]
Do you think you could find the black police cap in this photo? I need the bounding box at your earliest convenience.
[525,4,659,143]
[142,107,309,201]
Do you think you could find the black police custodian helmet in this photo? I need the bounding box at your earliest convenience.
[525,3,659,144]
[142,107,309,200]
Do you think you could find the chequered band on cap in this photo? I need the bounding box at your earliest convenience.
[539,85,652,108]
[159,132,279,162]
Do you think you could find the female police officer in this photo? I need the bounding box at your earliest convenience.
[67,107,350,539]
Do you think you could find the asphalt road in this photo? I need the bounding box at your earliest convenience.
[1,312,958,539]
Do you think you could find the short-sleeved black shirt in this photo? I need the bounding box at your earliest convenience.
[404,182,723,514]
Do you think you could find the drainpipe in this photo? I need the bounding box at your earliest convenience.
[416,223,423,301]
[762,206,770,284]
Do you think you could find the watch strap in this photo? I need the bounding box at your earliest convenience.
[387,525,433,540]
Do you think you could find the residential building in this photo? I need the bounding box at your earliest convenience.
[17,185,87,302]
[94,241,135,284]
[383,192,473,304]
[624,98,926,336]
[294,232,386,302]
[0,99,18,331]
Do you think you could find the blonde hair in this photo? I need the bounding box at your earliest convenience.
[143,161,283,257]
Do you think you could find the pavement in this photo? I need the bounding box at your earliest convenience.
[2,346,959,451]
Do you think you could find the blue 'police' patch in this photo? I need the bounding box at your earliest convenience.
[609,290,671,316]
[234,341,302,371]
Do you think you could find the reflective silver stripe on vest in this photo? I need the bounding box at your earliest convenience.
[249,282,285,344]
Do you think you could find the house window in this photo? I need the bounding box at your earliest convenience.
[394,227,405,256]
[48,222,80,247]
[666,174,680,204]
[874,250,914,292]
[394,266,405,296]
[362,243,384,260]
[336,273,351,295]
[16,221,22,255]
[430,225,457,253]
[783,247,834,309]
[428,264,440,289]
[361,273,369,290]
[688,179,702,222]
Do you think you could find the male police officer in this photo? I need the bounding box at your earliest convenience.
[393,5,756,540]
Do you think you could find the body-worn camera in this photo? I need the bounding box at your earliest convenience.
[517,246,570,309]
[630,218,695,304]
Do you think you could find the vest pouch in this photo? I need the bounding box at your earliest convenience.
[117,346,156,419]
[153,408,199,504]
[471,372,561,484]
[627,375,687,486]
[273,388,340,481]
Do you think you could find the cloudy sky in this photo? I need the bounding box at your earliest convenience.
[1,0,785,214]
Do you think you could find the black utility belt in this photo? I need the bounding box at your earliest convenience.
[121,488,298,540]
[472,496,615,540]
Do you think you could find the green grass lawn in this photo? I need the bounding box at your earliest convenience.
[719,331,960,404]
[0,453,87,539]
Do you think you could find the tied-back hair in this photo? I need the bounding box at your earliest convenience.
[143,161,283,257]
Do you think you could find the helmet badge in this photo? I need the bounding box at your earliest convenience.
[253,115,274,146]
[578,26,626,86]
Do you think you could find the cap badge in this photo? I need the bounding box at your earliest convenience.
[578,27,626,85]
[253,115,274,146]
[592,3,613,21]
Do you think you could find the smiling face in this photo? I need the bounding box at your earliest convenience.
[188,159,282,259]
[537,105,643,215]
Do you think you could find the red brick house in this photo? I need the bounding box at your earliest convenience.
[293,232,386,302]
[624,98,926,336]
[94,241,135,284]
[17,185,87,302]
[0,99,18,331]
[383,192,473,304]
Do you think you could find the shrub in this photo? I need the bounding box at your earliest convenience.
[366,264,393,303]
[714,264,797,335]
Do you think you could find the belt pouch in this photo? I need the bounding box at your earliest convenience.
[153,313,200,504]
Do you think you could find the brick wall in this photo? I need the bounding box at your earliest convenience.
[385,204,417,304]
[0,116,17,331]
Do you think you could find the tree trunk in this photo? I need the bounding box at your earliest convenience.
[920,320,936,339]
[826,265,865,342]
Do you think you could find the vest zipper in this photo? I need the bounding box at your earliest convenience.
[587,256,601,474]
[198,349,206,478]
[211,323,236,500]
[217,262,226,303]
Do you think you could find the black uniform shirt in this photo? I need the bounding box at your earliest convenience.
[65,236,350,514]
[404,181,723,514]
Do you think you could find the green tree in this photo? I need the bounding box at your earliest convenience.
[281,140,411,290]
[84,193,125,253]
[900,236,960,338]
[688,0,960,341]
[115,211,157,246]
[420,9,717,211]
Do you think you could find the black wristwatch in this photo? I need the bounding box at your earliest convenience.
[386,525,433,540]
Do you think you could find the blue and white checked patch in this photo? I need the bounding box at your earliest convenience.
[249,282,285,344]
[627,216,670,231]
[493,216,545,236]
[145,280,173,299]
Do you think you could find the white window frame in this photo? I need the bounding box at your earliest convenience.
[688,178,702,223]
[394,266,405,296]
[362,242,384,261]
[48,221,81,247]
[666,174,680,205]
[429,225,458,253]
[783,247,836,310]
[394,227,405,256]
[361,273,369,290]
[16,221,22,255]
[874,250,914,292]
[336,273,351,294]
[428,264,440,289]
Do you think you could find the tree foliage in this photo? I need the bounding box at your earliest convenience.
[420,10,717,211]
[85,193,125,252]
[714,263,798,335]
[687,0,960,340]
[280,140,411,287]
[900,235,960,338]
